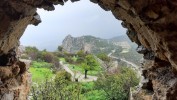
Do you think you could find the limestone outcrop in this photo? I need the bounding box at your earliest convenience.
[0,0,177,99]
[61,35,125,54]
[0,50,31,100]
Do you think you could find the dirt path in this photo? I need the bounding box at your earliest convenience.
[60,61,97,82]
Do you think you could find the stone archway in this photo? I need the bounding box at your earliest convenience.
[0,0,177,99]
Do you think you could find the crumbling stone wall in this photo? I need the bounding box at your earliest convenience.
[0,0,177,99]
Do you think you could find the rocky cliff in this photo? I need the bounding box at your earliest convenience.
[0,0,177,99]
[62,35,85,53]
[62,35,123,54]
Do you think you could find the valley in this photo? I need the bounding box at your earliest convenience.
[20,35,143,100]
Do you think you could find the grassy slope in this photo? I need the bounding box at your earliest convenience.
[30,67,54,83]
[81,82,106,100]
[29,61,54,83]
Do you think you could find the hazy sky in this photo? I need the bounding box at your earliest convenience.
[20,0,126,51]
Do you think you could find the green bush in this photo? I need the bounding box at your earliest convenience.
[65,56,73,63]
[76,57,85,64]
[81,82,94,93]
[37,51,55,63]
[54,70,72,84]
[80,82,106,100]
[20,54,28,59]
[31,70,81,100]
[97,53,110,62]
[94,67,140,100]
[25,46,39,60]
[54,52,65,58]
[83,90,106,100]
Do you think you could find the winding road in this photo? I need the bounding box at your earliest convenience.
[108,51,142,78]
[61,50,143,83]
[110,56,142,77]
[108,50,145,90]
[108,51,139,68]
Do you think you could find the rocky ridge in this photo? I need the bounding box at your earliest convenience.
[0,0,177,99]
[62,35,124,54]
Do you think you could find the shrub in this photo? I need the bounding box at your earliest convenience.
[52,56,60,69]
[31,70,81,100]
[20,54,28,59]
[97,53,110,62]
[25,46,39,60]
[39,52,54,63]
[54,52,65,58]
[94,67,140,100]
[65,56,73,63]
[77,50,85,58]
[76,57,85,64]
[54,70,72,83]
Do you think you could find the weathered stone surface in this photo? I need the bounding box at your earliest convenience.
[91,0,177,99]
[0,61,30,100]
[0,0,177,99]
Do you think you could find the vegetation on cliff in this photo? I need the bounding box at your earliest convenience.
[62,35,123,55]
[25,45,140,100]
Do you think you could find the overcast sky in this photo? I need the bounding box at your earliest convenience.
[20,0,126,51]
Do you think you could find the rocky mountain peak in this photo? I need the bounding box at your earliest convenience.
[61,35,126,54]
[62,35,84,53]
[65,34,73,39]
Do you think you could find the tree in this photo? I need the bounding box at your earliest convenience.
[54,70,72,85]
[97,53,110,62]
[95,67,140,100]
[97,53,113,70]
[58,46,63,52]
[75,50,86,64]
[77,50,85,58]
[81,63,90,79]
[52,56,60,71]
[38,50,55,63]
[82,54,99,78]
[65,56,73,63]
[25,46,39,60]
